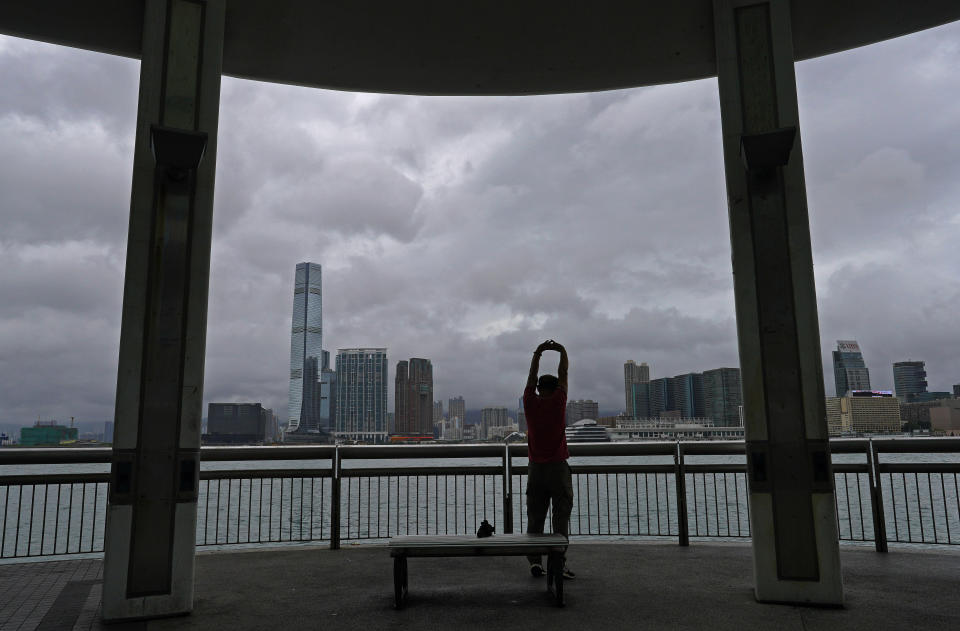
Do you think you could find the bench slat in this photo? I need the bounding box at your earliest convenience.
[389,534,567,557]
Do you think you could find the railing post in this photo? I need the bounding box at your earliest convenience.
[502,446,514,534]
[330,446,341,550]
[675,441,689,546]
[867,439,888,553]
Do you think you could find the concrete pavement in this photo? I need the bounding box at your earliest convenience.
[2,542,959,630]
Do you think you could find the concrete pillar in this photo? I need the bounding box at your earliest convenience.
[713,0,843,605]
[103,0,224,620]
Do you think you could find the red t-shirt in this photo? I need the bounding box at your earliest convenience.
[523,385,569,463]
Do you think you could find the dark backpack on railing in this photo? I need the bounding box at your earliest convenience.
[477,519,495,538]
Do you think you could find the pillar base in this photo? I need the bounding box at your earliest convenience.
[749,493,844,606]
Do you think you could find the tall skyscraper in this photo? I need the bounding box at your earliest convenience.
[703,367,743,426]
[833,340,871,397]
[433,401,444,424]
[288,262,323,432]
[394,358,434,435]
[893,361,928,401]
[335,348,388,443]
[624,360,650,416]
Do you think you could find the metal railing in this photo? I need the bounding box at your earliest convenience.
[2,438,960,560]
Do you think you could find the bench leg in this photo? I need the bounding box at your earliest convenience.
[547,551,564,607]
[393,556,408,609]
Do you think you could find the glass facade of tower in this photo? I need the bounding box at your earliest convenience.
[893,361,928,401]
[288,262,323,430]
[832,340,871,397]
[335,348,388,443]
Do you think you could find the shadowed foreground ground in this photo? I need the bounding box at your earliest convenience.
[2,542,959,630]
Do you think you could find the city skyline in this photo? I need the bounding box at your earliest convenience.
[2,24,960,425]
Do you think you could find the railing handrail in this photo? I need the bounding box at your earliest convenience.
[871,437,960,454]
[4,437,960,466]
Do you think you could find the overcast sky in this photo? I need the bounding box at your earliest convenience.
[1,21,959,426]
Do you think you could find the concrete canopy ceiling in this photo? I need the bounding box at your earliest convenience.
[1,1,959,95]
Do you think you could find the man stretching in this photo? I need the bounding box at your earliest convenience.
[523,340,575,580]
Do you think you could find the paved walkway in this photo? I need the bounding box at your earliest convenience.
[2,542,959,630]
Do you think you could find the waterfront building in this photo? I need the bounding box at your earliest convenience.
[833,340,871,397]
[480,406,509,439]
[613,417,744,441]
[955,385,960,398]
[825,390,901,436]
[930,400,960,436]
[438,416,462,440]
[394,358,434,435]
[624,360,650,416]
[486,421,520,441]
[893,361,928,401]
[335,348,388,443]
[566,399,599,425]
[433,400,444,424]
[288,262,323,432]
[204,403,274,444]
[103,421,115,443]
[565,419,610,442]
[19,421,78,446]
[703,367,743,427]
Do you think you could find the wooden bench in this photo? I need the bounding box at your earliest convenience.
[388,534,569,608]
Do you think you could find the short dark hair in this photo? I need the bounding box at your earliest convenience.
[537,374,559,392]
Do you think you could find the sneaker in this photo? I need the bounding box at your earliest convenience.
[562,567,576,580]
[529,563,545,578]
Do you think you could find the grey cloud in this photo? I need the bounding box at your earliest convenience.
[2,21,960,424]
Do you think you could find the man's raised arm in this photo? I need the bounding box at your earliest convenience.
[556,343,569,392]
[527,342,548,390]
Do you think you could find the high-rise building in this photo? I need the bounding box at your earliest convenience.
[624,360,650,416]
[448,396,465,425]
[288,262,323,431]
[669,373,705,418]
[893,361,928,402]
[394,361,408,432]
[481,407,509,439]
[833,340,871,397]
[319,364,337,433]
[566,400,599,425]
[703,367,742,426]
[433,401,444,424]
[954,384,960,399]
[335,348,388,443]
[298,356,322,432]
[394,358,433,435]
